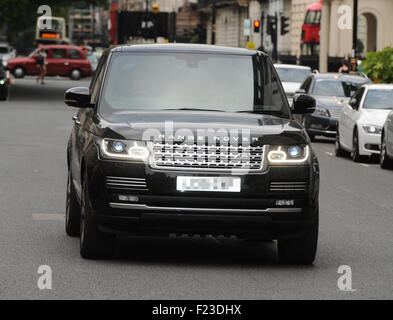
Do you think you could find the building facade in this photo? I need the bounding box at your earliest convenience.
[319,0,393,71]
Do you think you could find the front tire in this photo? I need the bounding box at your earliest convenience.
[351,129,363,162]
[277,204,318,265]
[13,67,25,79]
[380,133,393,169]
[80,173,116,259]
[65,169,81,237]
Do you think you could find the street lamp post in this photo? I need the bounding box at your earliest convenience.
[211,0,216,45]
[352,0,358,58]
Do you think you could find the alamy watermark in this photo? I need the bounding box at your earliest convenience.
[337,265,356,292]
[337,5,352,30]
[37,265,52,290]
[37,5,52,30]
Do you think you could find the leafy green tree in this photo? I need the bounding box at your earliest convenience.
[361,47,393,83]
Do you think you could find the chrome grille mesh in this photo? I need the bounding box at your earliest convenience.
[151,142,264,170]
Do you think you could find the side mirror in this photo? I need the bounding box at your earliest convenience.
[295,88,306,94]
[349,98,357,109]
[292,94,316,114]
[64,87,93,108]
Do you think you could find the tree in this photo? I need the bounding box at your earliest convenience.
[361,47,393,83]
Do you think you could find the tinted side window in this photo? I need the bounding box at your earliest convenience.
[52,49,67,59]
[69,49,81,59]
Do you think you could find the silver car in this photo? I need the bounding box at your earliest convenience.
[274,64,312,105]
[381,109,393,169]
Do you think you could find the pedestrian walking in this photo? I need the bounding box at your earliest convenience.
[35,48,47,84]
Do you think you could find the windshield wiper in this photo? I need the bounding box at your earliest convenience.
[162,108,226,112]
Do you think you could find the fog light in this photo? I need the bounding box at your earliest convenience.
[276,199,295,206]
[118,194,139,202]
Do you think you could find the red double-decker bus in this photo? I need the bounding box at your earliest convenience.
[301,1,322,56]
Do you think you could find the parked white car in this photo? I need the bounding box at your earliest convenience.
[274,64,312,104]
[336,84,393,162]
[0,43,16,67]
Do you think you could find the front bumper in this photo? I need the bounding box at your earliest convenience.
[83,145,319,239]
[359,130,381,156]
[305,114,338,137]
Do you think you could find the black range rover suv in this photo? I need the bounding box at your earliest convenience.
[65,44,319,264]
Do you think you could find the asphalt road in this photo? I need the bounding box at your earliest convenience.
[0,78,392,300]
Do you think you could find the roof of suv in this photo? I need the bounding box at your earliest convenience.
[111,43,261,56]
[38,44,83,51]
[274,64,311,70]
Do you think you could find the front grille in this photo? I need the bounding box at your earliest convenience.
[151,142,264,170]
[106,176,148,191]
[269,181,307,192]
[328,108,343,119]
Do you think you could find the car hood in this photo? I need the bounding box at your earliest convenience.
[314,96,350,109]
[7,56,30,65]
[360,109,392,126]
[93,111,309,145]
[281,82,302,96]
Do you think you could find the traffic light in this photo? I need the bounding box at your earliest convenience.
[266,15,276,36]
[253,20,260,33]
[281,15,290,35]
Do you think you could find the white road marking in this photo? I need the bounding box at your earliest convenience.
[325,152,334,156]
[32,213,64,221]
[360,163,370,167]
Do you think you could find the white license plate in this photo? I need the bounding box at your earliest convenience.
[176,176,241,192]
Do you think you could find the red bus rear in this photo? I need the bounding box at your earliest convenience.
[301,1,322,55]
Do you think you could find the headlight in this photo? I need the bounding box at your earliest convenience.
[314,107,330,117]
[0,79,5,85]
[99,138,150,161]
[362,125,382,134]
[267,145,310,164]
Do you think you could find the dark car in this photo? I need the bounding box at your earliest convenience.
[0,67,10,100]
[381,110,393,169]
[298,73,371,140]
[65,44,320,264]
[7,44,92,80]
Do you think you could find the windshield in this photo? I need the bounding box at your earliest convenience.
[0,47,8,54]
[99,52,289,118]
[304,10,321,24]
[275,67,310,83]
[29,49,39,57]
[363,90,393,110]
[312,79,364,97]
